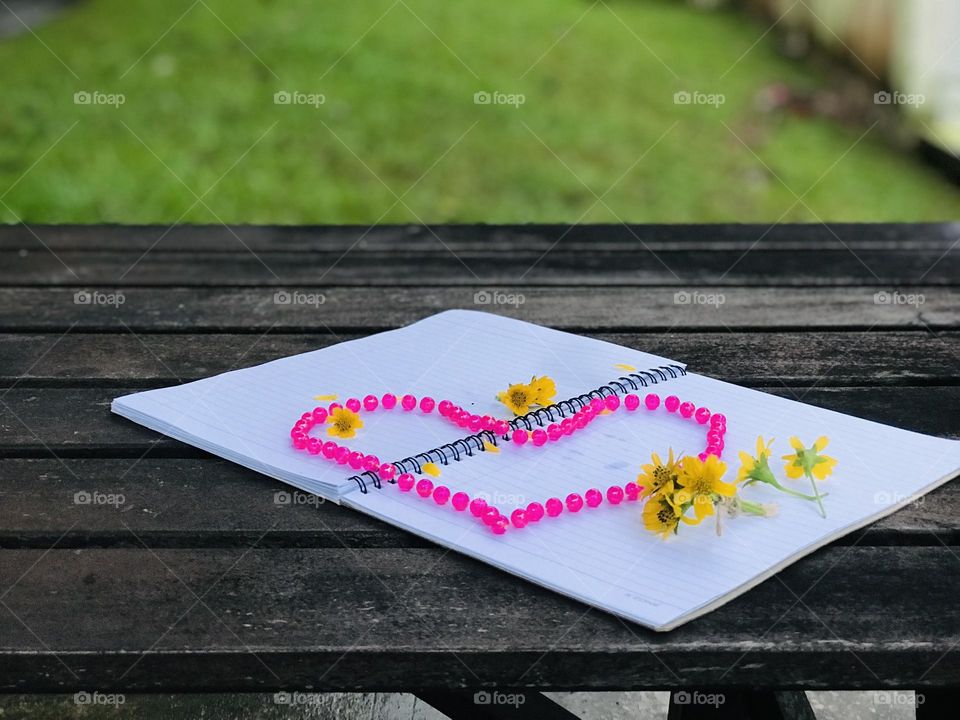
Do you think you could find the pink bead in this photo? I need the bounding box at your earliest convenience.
[334,446,350,464]
[585,488,602,507]
[468,415,483,431]
[695,407,711,424]
[363,455,380,471]
[328,402,342,413]
[381,393,397,410]
[469,498,488,516]
[665,395,680,413]
[566,493,584,512]
[714,439,725,452]
[624,394,640,411]
[645,393,661,411]
[697,452,708,462]
[490,521,507,535]
[307,437,321,454]
[362,395,378,411]
[420,397,435,413]
[494,420,510,436]
[590,398,605,412]
[401,394,416,411]
[545,498,563,517]
[378,463,396,481]
[606,486,624,504]
[433,485,450,505]
[482,507,501,526]
[547,424,562,441]
[679,402,695,419]
[300,412,312,423]
[438,399,453,416]
[292,433,308,449]
[456,413,471,428]
[575,413,588,429]
[561,418,575,435]
[322,441,338,458]
[512,429,529,446]
[480,415,496,431]
[710,413,726,428]
[706,444,721,457]
[707,430,723,445]
[526,502,544,522]
[397,473,414,491]
[348,451,364,469]
[510,509,527,529]
[312,407,328,423]
[531,429,548,447]
[624,483,639,501]
[345,398,361,413]
[451,492,469,511]
[416,479,434,498]
[604,395,620,411]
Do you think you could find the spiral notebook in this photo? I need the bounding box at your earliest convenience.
[112,310,960,631]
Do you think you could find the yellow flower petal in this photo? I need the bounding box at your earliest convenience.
[422,462,441,477]
[784,462,804,479]
[313,394,338,401]
[482,441,500,454]
[814,436,830,452]
[789,436,804,450]
[614,363,637,372]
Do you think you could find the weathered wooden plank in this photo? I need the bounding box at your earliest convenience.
[0,288,954,331]
[2,332,957,387]
[6,248,959,286]
[1,223,957,252]
[2,386,956,453]
[1,458,955,549]
[1,545,958,691]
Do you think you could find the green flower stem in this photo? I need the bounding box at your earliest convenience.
[805,471,827,518]
[745,477,825,502]
[738,499,770,517]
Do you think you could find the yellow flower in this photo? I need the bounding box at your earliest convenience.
[675,455,735,522]
[637,449,680,500]
[529,375,557,406]
[497,382,535,416]
[422,462,441,477]
[739,436,821,502]
[782,436,837,481]
[326,407,363,439]
[643,494,702,539]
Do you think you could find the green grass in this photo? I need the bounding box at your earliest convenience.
[0,0,957,223]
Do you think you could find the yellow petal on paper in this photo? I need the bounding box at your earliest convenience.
[422,462,441,477]
[313,394,338,401]
[483,441,500,454]
[614,363,637,372]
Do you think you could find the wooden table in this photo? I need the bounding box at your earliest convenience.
[1,224,958,719]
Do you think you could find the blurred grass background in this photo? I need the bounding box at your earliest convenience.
[0,0,958,224]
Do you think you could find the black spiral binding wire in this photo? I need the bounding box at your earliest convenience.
[349,363,686,493]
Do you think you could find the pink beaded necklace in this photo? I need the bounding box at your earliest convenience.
[290,390,727,535]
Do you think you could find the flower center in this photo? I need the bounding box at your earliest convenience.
[335,417,352,432]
